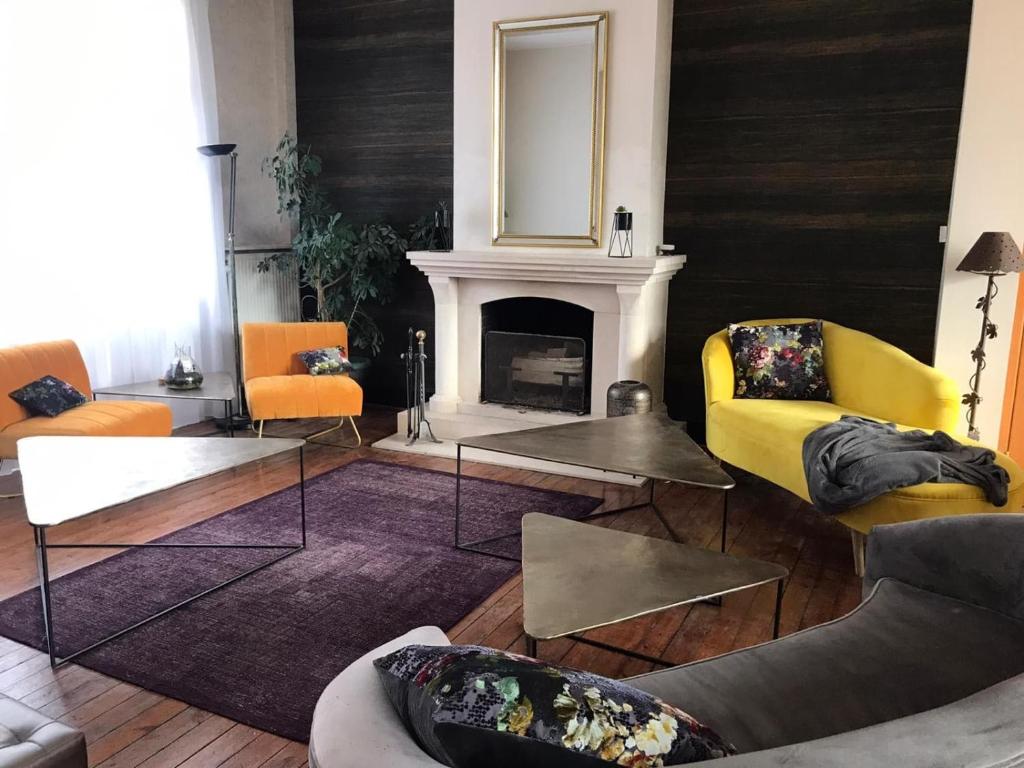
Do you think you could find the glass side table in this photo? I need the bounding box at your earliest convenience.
[93,372,240,436]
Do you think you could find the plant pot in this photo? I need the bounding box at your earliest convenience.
[348,356,372,386]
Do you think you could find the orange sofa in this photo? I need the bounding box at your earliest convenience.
[0,340,173,459]
[241,322,363,443]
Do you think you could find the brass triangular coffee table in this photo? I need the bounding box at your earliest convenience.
[522,513,788,665]
[455,413,736,560]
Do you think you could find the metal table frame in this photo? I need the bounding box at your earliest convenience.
[453,442,732,562]
[32,446,307,668]
[525,576,784,666]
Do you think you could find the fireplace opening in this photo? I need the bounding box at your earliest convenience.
[480,297,593,414]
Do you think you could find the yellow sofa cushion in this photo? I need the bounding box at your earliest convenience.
[708,398,1024,533]
[245,374,363,422]
[0,400,172,459]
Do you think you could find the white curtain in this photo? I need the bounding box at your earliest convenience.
[0,0,229,410]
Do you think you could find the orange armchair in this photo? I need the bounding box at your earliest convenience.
[241,322,363,445]
[0,340,172,460]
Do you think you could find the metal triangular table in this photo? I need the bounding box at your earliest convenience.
[522,512,788,665]
[18,436,306,667]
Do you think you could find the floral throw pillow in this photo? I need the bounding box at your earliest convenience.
[728,321,831,401]
[9,375,88,417]
[297,345,352,376]
[374,644,735,768]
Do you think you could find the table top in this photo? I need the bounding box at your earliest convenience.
[458,413,734,489]
[522,513,788,640]
[92,372,236,401]
[17,436,304,527]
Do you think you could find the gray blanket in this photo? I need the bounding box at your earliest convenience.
[802,416,1009,514]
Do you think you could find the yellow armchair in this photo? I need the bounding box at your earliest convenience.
[702,319,1024,570]
[241,322,363,445]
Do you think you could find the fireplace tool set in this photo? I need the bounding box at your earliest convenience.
[403,328,441,445]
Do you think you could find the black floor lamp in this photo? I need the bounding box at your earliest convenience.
[957,231,1024,440]
[198,143,249,428]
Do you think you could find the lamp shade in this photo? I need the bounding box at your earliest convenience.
[956,232,1024,275]
[197,143,237,157]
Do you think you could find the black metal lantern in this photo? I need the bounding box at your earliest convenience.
[608,206,633,258]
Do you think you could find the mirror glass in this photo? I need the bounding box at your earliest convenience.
[493,13,608,247]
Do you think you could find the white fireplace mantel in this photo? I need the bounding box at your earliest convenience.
[408,250,685,286]
[407,250,686,417]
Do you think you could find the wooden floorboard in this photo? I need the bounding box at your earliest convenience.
[0,404,859,766]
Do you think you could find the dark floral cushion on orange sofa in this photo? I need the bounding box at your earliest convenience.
[374,644,735,768]
[296,345,352,376]
[9,375,88,417]
[728,321,831,401]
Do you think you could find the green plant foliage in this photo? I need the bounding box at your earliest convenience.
[259,133,406,356]
[408,214,437,251]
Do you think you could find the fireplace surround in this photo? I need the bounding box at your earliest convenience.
[406,249,685,420]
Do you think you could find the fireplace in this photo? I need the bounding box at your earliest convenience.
[403,250,685,420]
[480,297,593,414]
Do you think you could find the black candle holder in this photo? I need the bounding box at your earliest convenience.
[608,206,633,258]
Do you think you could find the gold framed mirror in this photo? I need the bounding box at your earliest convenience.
[492,12,608,247]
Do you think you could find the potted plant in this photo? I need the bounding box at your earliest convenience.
[260,134,406,384]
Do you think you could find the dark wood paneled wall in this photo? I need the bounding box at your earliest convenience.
[292,0,972,420]
[663,0,972,437]
[293,0,453,405]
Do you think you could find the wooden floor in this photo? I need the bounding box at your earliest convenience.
[0,405,861,767]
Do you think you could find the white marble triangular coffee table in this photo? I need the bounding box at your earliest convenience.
[18,435,306,667]
[522,512,788,664]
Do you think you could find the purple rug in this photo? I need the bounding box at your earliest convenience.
[0,459,600,741]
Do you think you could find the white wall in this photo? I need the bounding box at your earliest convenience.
[208,0,300,339]
[934,0,1024,443]
[208,0,295,250]
[453,0,674,256]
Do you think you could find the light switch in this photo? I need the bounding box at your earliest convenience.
[939,225,948,243]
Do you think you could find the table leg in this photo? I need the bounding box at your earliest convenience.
[721,489,729,553]
[224,400,233,437]
[34,527,56,667]
[454,444,462,546]
[299,446,307,548]
[526,635,537,658]
[648,482,682,543]
[773,579,784,639]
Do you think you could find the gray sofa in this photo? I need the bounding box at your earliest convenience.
[309,514,1024,767]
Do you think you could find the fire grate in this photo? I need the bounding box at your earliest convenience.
[482,331,587,414]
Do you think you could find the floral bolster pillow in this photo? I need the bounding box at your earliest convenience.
[297,345,352,376]
[374,644,735,768]
[9,375,88,417]
[728,321,831,401]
